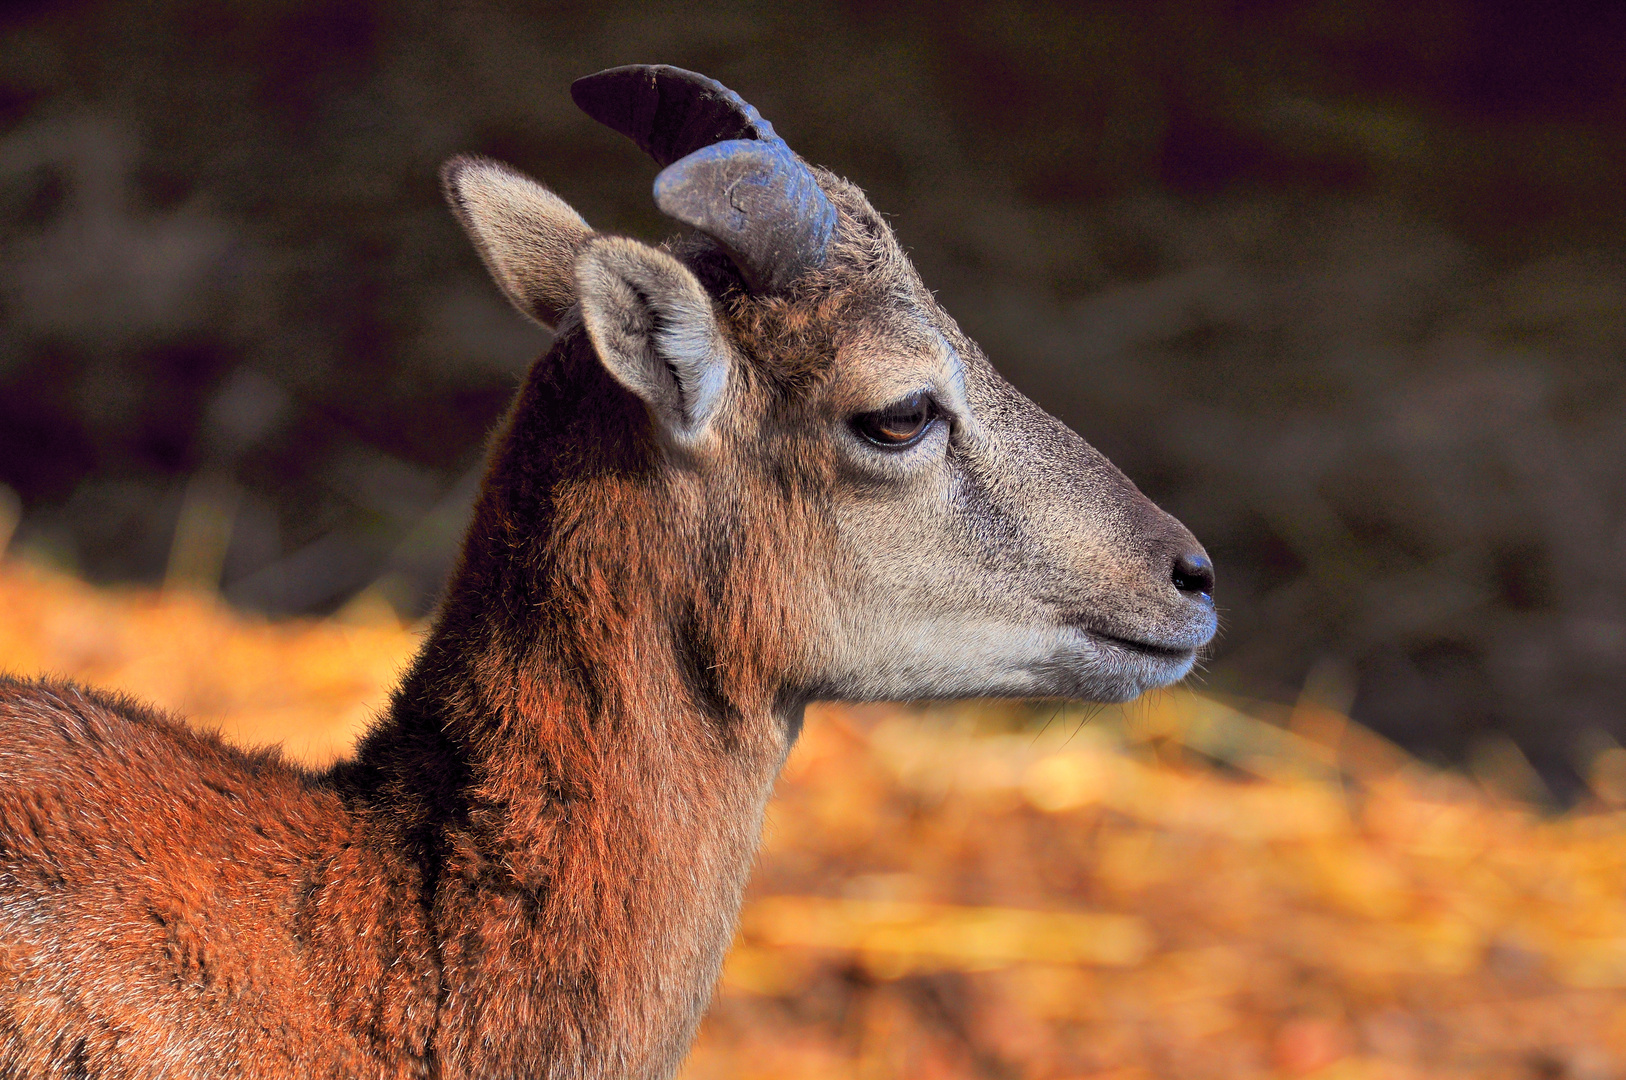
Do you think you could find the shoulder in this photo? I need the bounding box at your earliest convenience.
[2,674,240,766]
[0,675,369,894]
[0,674,321,808]
[2,673,181,744]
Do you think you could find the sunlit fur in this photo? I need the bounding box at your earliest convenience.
[0,142,1213,1077]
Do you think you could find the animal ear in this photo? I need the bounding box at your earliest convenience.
[575,235,732,442]
[440,155,593,330]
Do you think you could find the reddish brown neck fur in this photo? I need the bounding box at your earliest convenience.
[334,327,806,1078]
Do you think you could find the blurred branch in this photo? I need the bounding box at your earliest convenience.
[163,471,239,596]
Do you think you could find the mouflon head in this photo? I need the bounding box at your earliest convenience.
[441,65,1216,707]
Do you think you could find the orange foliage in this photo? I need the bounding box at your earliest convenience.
[3,558,1624,1079]
[0,560,412,763]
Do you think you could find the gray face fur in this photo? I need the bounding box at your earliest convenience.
[806,315,1216,704]
[737,180,1216,704]
[443,149,1217,709]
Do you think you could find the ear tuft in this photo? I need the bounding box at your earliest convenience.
[441,155,593,329]
[575,236,732,441]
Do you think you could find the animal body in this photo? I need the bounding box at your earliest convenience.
[0,67,1217,1079]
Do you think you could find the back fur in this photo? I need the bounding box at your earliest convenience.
[0,677,438,1078]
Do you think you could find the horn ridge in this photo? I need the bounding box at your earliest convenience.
[574,64,836,293]
[654,140,836,294]
[571,65,779,168]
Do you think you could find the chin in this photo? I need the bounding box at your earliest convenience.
[1031,631,1201,703]
[807,619,1204,705]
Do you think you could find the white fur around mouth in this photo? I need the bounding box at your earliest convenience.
[1064,627,1202,698]
[1084,629,1198,663]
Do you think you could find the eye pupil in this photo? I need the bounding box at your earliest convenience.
[854,392,938,448]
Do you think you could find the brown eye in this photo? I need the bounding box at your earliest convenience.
[852,391,939,448]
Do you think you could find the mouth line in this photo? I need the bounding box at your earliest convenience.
[1077,627,1197,662]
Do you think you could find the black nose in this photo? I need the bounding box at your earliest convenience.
[1172,552,1214,599]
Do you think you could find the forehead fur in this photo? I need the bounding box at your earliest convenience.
[673,169,933,396]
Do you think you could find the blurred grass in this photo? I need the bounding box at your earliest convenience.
[4,557,1626,1078]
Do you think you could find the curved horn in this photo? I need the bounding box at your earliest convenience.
[571,64,778,167]
[653,140,835,294]
[571,65,835,293]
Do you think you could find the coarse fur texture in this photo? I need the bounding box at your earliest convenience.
[0,69,1217,1079]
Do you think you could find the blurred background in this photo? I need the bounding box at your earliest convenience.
[3,0,1625,796]
[6,5,1626,1075]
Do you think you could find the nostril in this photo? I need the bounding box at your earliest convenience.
[1172,552,1215,599]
